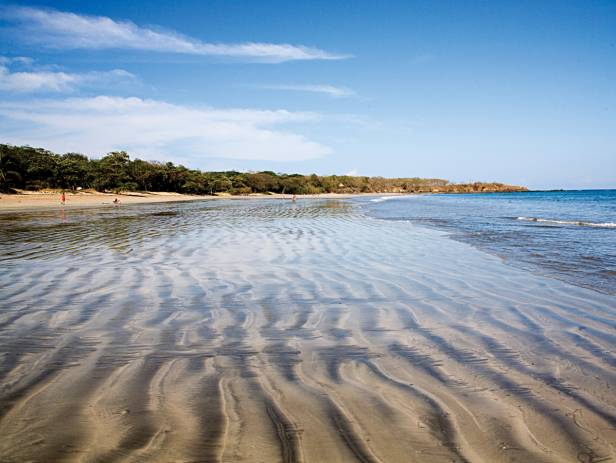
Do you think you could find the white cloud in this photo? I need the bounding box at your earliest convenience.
[256,84,355,98]
[1,6,349,63]
[0,56,34,66]
[0,63,136,92]
[345,169,359,176]
[0,96,331,162]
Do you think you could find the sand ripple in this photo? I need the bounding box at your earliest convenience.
[0,199,615,462]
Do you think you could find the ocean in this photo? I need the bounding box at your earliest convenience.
[361,190,616,295]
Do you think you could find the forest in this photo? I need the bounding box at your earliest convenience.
[0,144,526,195]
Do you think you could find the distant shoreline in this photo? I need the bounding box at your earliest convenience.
[4,189,591,213]
[0,190,404,212]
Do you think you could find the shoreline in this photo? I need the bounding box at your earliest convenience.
[0,190,401,212]
[0,188,538,213]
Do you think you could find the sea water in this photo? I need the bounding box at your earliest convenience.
[362,190,616,294]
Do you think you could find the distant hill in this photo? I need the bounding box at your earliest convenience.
[0,144,527,195]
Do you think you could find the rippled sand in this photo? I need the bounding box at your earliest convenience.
[1,199,615,462]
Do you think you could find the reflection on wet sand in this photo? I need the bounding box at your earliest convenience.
[0,199,615,462]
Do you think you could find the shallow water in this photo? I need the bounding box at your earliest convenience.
[362,190,616,294]
[0,199,615,462]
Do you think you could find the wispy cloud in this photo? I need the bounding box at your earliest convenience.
[0,56,33,66]
[0,58,136,92]
[0,96,331,161]
[0,6,349,63]
[256,84,356,98]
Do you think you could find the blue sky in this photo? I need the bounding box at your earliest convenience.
[0,0,614,189]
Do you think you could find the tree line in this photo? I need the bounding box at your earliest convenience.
[0,144,526,195]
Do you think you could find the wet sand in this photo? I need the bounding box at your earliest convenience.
[0,199,615,462]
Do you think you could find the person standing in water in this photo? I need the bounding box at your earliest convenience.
[60,191,66,206]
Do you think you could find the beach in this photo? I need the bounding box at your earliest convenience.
[0,198,615,462]
[0,191,389,211]
[0,191,210,211]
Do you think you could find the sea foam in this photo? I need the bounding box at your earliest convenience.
[517,217,616,228]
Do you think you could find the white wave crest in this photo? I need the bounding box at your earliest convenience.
[517,217,616,228]
[370,196,398,203]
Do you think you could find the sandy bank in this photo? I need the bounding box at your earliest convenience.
[0,190,401,212]
[0,190,207,211]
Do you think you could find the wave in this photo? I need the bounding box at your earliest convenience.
[517,217,616,228]
[370,196,397,203]
[370,195,411,203]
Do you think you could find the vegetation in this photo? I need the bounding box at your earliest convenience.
[0,144,526,195]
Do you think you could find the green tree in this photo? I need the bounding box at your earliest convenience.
[56,153,89,190]
[0,149,22,192]
[0,143,527,196]
[95,151,131,191]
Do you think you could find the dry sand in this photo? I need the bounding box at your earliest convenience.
[0,199,614,462]
[0,190,209,211]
